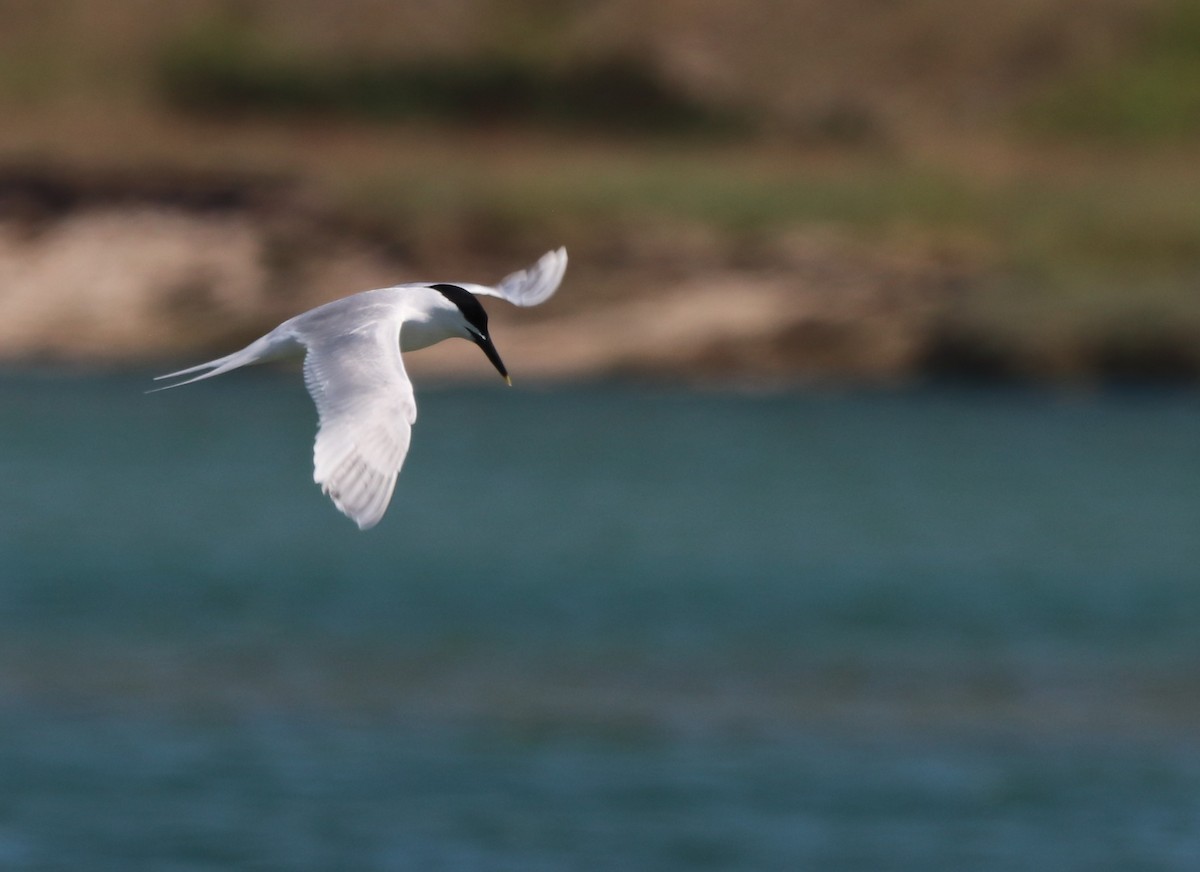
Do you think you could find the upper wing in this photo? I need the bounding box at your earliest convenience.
[453,247,567,307]
[297,306,416,530]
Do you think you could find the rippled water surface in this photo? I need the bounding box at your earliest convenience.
[1,372,1198,870]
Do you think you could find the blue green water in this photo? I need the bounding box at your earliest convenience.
[1,372,1198,870]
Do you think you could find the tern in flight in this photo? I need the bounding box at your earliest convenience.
[153,247,567,529]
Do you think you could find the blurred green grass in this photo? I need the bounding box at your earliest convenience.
[334,145,1200,270]
[157,17,746,136]
[1023,0,1200,141]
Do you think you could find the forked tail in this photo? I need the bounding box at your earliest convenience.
[147,328,299,393]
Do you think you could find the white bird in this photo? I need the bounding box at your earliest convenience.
[153,247,567,530]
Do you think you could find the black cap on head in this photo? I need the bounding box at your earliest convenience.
[430,284,489,335]
[430,283,509,382]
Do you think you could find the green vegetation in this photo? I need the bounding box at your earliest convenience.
[1023,0,1200,140]
[330,146,1200,271]
[158,19,746,135]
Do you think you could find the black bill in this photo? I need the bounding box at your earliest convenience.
[474,332,511,384]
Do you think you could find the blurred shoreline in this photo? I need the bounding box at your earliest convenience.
[2,0,1199,386]
[1,163,1196,386]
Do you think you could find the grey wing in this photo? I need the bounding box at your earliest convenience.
[455,247,567,307]
[299,314,416,530]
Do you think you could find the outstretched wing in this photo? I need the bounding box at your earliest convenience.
[453,247,567,307]
[298,309,416,530]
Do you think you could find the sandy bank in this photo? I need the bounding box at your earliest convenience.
[0,167,1193,385]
